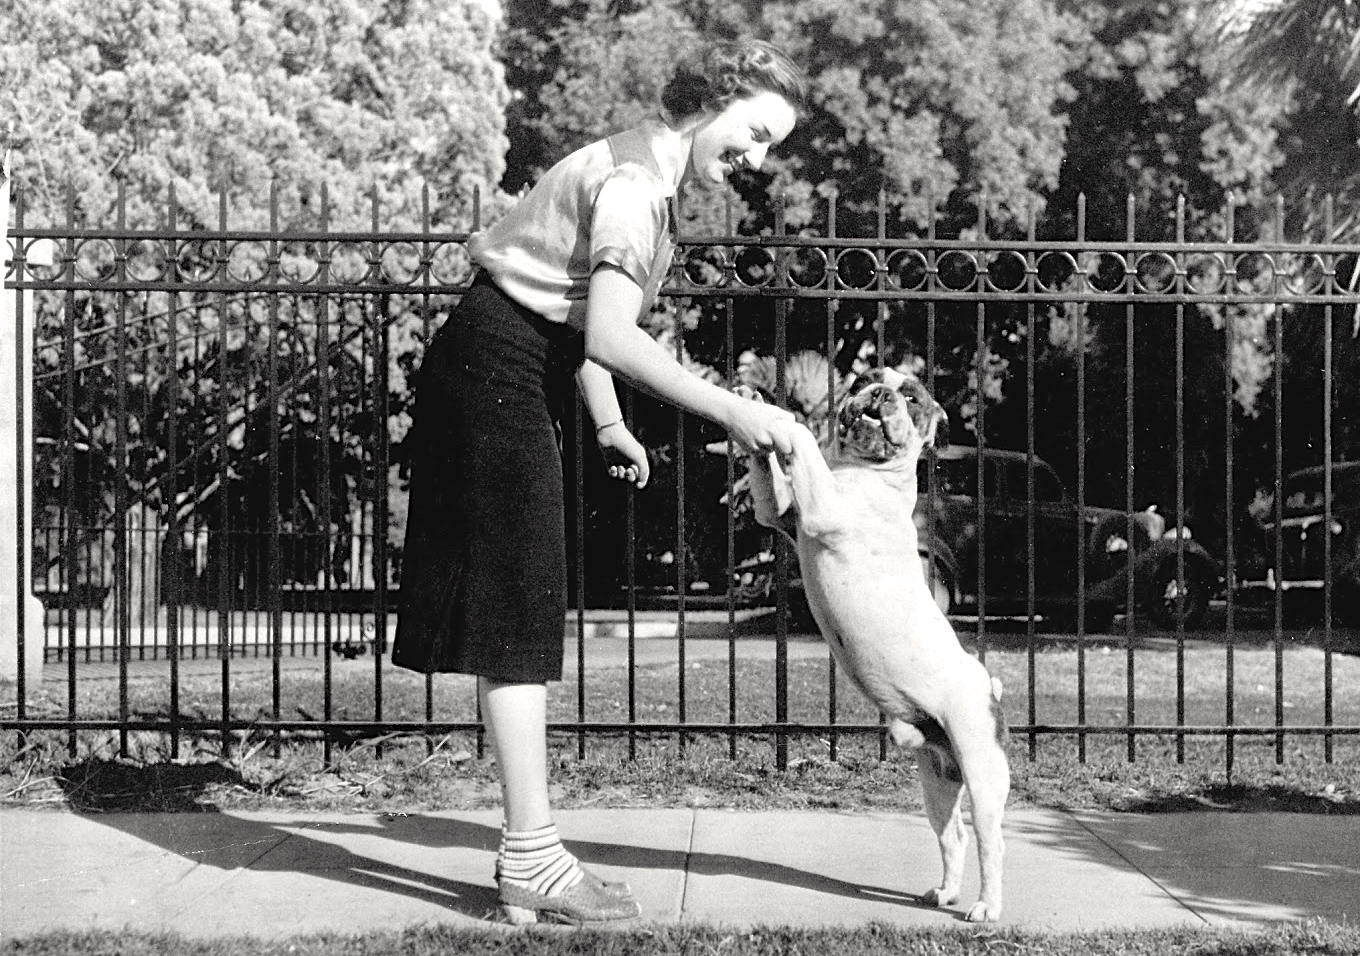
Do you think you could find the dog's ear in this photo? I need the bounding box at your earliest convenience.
[921,403,947,447]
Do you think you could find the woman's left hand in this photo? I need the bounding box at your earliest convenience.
[597,423,650,489]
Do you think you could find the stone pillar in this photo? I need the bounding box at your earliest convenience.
[0,149,47,696]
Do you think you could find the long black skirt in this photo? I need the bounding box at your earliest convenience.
[392,272,584,683]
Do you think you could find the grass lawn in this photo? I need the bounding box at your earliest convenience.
[4,638,1358,814]
[4,921,1359,956]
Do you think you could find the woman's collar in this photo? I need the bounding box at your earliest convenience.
[645,115,693,197]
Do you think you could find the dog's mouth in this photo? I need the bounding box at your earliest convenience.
[838,384,916,461]
[835,375,946,462]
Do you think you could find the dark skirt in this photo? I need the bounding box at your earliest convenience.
[392,273,584,683]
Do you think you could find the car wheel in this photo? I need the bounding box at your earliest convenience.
[1146,562,1210,630]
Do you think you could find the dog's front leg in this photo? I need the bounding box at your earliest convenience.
[779,425,851,540]
[745,450,797,540]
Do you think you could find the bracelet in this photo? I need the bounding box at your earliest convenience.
[595,419,625,435]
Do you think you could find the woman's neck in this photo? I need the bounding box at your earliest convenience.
[654,110,700,192]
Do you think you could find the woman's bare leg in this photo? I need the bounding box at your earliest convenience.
[478,677,553,831]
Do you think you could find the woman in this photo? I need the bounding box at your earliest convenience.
[394,38,807,925]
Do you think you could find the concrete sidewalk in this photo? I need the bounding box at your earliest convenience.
[3,807,1359,939]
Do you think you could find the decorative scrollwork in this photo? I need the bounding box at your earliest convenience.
[833,248,878,290]
[429,242,472,285]
[734,245,776,287]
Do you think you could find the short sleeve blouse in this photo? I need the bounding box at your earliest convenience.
[469,123,678,329]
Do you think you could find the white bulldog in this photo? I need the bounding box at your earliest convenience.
[734,368,1010,922]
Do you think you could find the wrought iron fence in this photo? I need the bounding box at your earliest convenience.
[3,183,1359,771]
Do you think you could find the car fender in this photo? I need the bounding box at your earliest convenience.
[1130,540,1218,591]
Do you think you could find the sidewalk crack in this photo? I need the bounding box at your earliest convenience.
[678,808,697,918]
[1067,810,1210,926]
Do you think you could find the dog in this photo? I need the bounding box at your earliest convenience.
[732,368,1009,922]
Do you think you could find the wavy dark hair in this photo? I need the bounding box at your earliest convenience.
[661,39,808,121]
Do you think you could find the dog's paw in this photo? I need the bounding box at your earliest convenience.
[964,901,1001,923]
[922,887,958,909]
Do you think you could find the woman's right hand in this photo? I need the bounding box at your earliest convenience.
[723,396,802,457]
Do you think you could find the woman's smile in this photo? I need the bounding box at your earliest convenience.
[687,89,797,188]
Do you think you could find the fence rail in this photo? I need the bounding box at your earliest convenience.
[4,184,1359,771]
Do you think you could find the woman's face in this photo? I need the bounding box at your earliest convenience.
[687,89,798,188]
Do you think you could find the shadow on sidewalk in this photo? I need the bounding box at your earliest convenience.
[81,806,929,926]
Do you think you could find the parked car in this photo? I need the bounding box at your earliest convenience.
[915,445,1219,631]
[1238,461,1360,627]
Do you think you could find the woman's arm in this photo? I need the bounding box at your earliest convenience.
[576,358,625,430]
[583,265,799,456]
[576,358,650,488]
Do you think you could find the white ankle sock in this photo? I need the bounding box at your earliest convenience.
[498,823,583,897]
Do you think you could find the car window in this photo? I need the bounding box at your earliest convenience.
[1002,460,1066,503]
[1284,466,1360,515]
[925,457,976,496]
[1033,465,1066,503]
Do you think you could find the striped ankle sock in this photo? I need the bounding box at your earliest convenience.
[497,823,584,897]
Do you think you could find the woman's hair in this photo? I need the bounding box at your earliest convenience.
[661,39,808,121]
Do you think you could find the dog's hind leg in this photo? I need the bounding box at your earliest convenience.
[951,710,1010,922]
[916,745,968,910]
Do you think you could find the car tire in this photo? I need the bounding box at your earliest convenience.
[1146,561,1211,630]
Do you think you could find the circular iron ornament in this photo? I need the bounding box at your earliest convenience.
[734,245,777,287]
[1281,253,1327,295]
[20,239,66,281]
[683,247,728,287]
[1036,251,1078,292]
[74,239,117,281]
[1133,252,1178,294]
[329,242,373,283]
[226,240,270,283]
[886,249,929,291]
[1233,252,1274,295]
[278,241,321,283]
[380,242,421,284]
[430,243,473,285]
[936,250,978,291]
[1085,252,1126,293]
[124,239,167,283]
[984,250,1028,293]
[834,248,879,290]
[787,246,829,288]
[176,239,222,282]
[1186,253,1226,294]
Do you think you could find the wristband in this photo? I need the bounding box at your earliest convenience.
[595,419,625,435]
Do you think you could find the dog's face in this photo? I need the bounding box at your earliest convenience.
[836,368,946,463]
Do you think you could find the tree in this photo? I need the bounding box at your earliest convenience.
[2,0,513,614]
[1211,0,1360,240]
[0,0,510,229]
[502,0,1087,234]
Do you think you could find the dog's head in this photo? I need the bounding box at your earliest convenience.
[835,368,946,464]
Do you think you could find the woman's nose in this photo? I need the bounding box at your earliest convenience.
[746,143,770,171]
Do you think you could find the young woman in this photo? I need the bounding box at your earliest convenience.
[394,38,808,926]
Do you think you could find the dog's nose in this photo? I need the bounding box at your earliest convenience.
[864,385,897,416]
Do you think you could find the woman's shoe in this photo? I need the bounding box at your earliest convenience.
[495,864,632,899]
[498,873,641,926]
